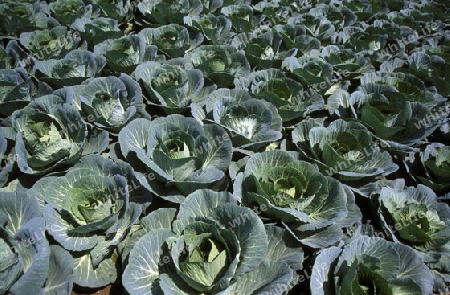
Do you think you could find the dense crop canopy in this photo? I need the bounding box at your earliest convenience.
[0,0,449,294]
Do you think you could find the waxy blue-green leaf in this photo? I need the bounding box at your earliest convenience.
[237,150,360,247]
[184,14,233,44]
[72,250,118,288]
[0,68,52,117]
[0,2,52,37]
[7,218,50,295]
[378,181,450,264]
[44,245,73,295]
[235,68,324,123]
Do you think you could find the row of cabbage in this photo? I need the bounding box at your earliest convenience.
[0,0,449,294]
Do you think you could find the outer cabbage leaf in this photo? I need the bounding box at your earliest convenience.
[378,181,450,263]
[358,72,445,108]
[328,89,446,152]
[286,14,335,43]
[44,245,74,295]
[405,143,450,194]
[309,3,357,30]
[0,128,18,188]
[0,68,52,117]
[184,14,233,44]
[220,5,259,33]
[421,144,450,191]
[72,17,124,49]
[0,41,33,71]
[66,74,146,132]
[317,45,375,77]
[94,0,135,21]
[234,68,324,123]
[285,55,334,89]
[138,0,203,25]
[400,52,450,97]
[0,190,50,295]
[348,26,390,55]
[48,0,93,26]
[252,0,297,28]
[231,30,297,70]
[118,207,178,266]
[275,24,321,55]
[197,0,224,13]
[0,2,54,36]
[215,260,296,295]
[342,0,389,21]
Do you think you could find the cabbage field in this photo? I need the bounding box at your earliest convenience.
[0,0,449,294]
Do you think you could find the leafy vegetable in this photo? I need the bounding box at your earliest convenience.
[66,74,146,132]
[20,26,83,60]
[94,35,160,74]
[35,49,106,87]
[0,189,51,294]
[235,68,324,123]
[135,61,207,113]
[185,45,250,87]
[139,24,204,58]
[292,119,398,194]
[311,237,434,295]
[29,155,148,288]
[119,115,233,202]
[0,68,52,117]
[235,150,361,248]
[193,88,283,150]
[123,189,304,294]
[0,0,449,293]
[12,95,87,175]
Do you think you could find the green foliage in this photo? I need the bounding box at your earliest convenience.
[0,0,449,294]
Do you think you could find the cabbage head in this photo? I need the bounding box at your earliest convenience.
[28,155,148,288]
[310,237,434,295]
[122,189,304,295]
[292,119,398,188]
[193,88,283,151]
[12,95,87,175]
[119,115,233,202]
[235,150,361,248]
